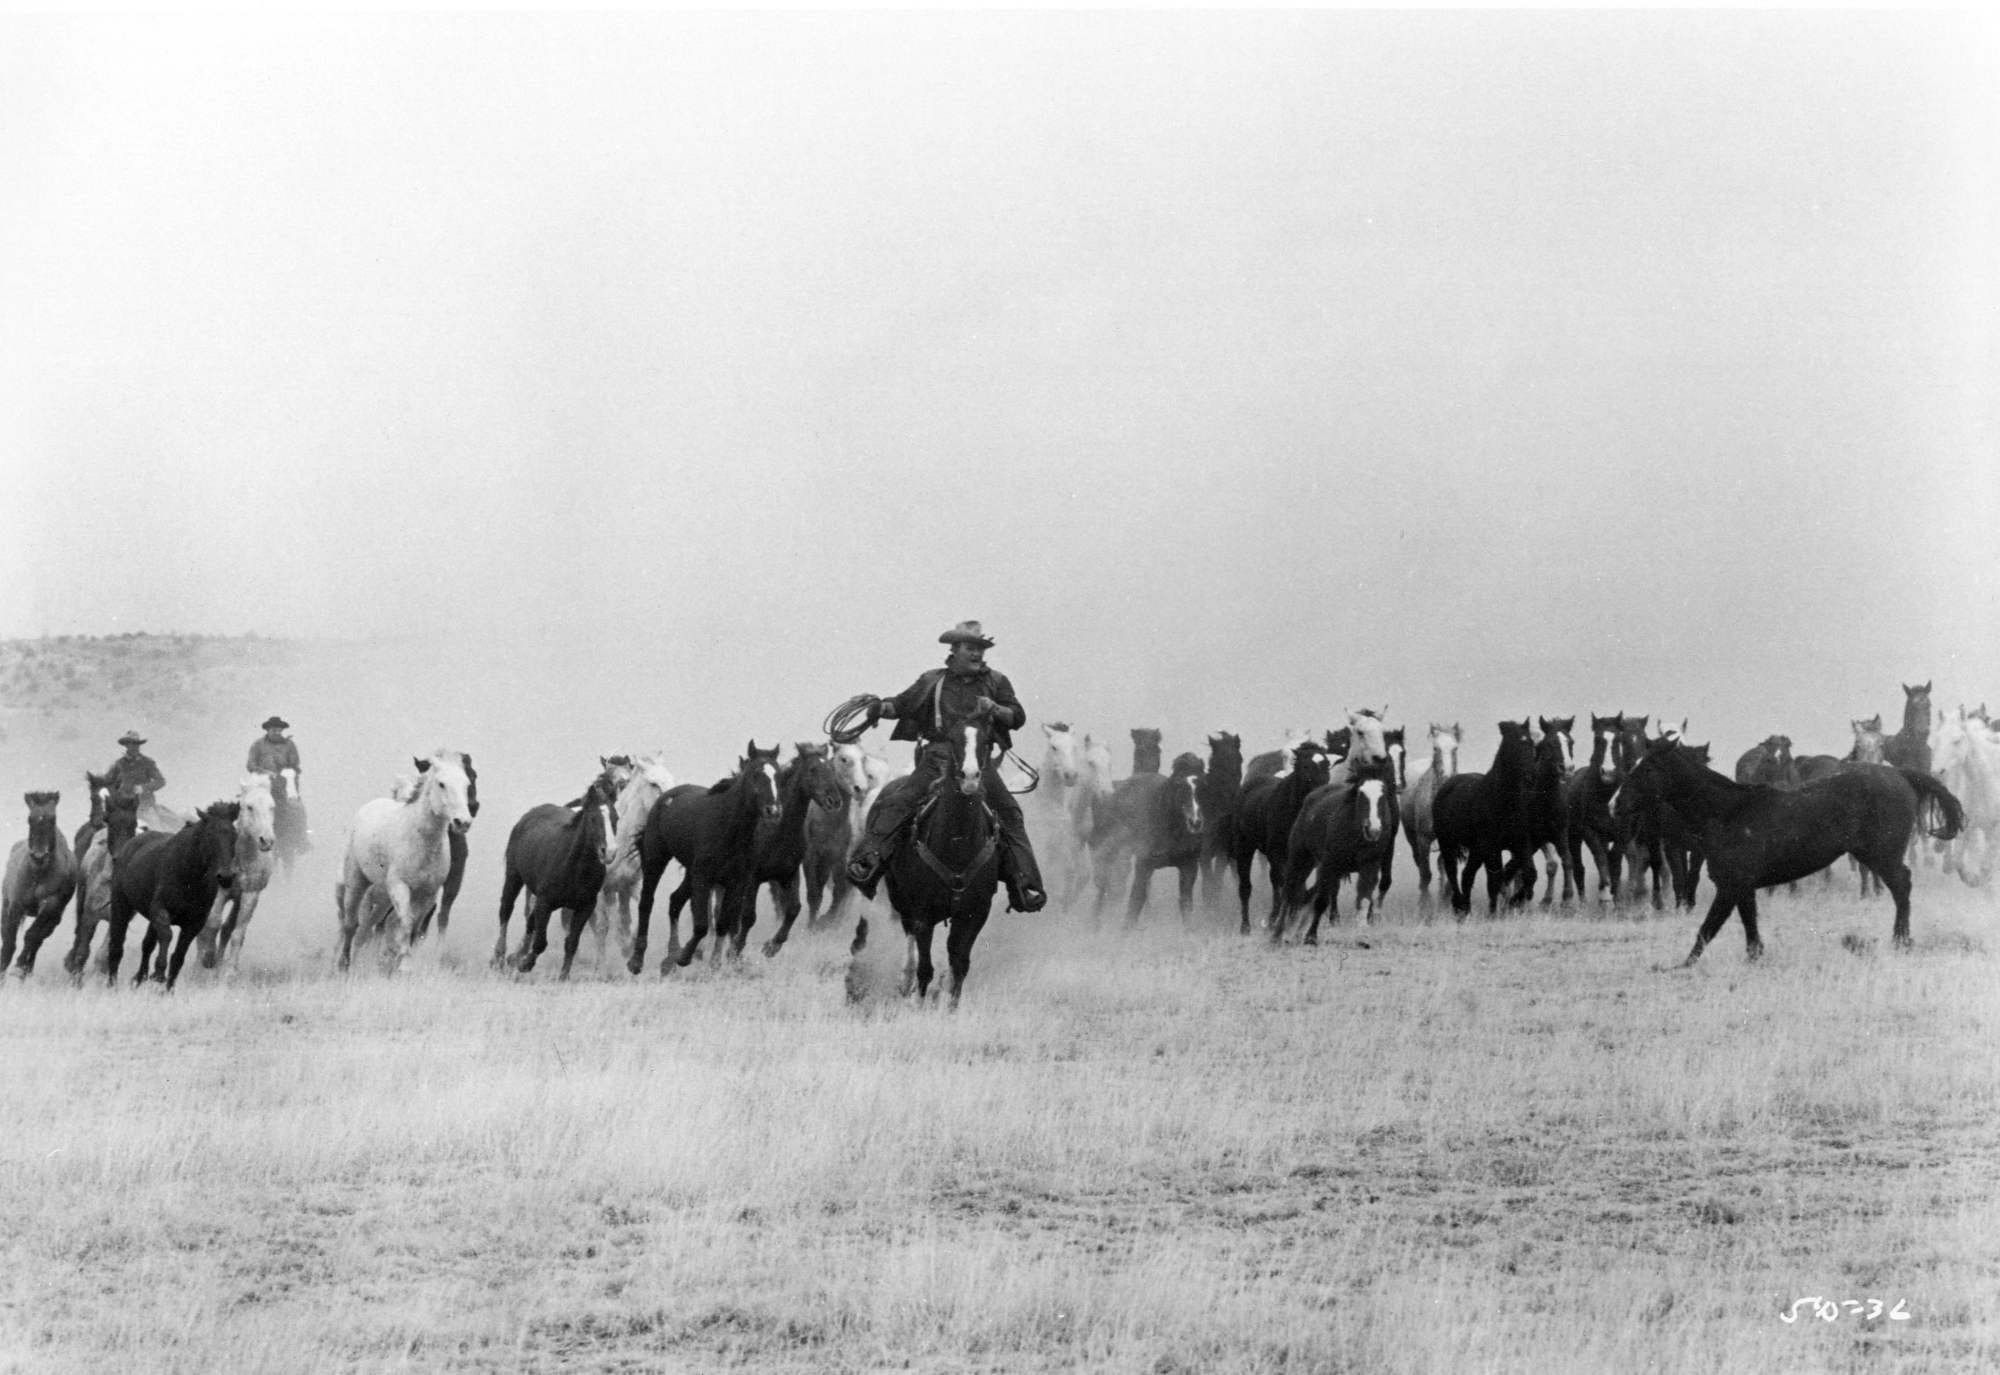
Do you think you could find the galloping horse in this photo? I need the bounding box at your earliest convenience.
[337,752,475,974]
[66,779,138,980]
[1932,708,2000,885]
[1522,717,1575,906]
[2,792,78,979]
[1107,753,1206,927]
[800,742,875,934]
[592,753,678,965]
[1197,732,1244,909]
[1613,739,1962,963]
[106,801,241,989]
[1065,734,1116,900]
[743,743,849,959]
[1560,714,1625,904]
[1402,723,1461,910]
[1277,755,1396,941]
[406,752,481,948]
[1431,721,1537,916]
[629,743,782,972]
[880,708,1003,1006]
[495,774,619,978]
[194,775,278,974]
[1231,740,1333,934]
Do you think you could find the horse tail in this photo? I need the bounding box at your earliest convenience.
[1901,769,1965,842]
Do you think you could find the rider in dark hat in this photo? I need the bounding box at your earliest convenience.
[247,715,302,782]
[845,621,1047,912]
[104,731,166,811]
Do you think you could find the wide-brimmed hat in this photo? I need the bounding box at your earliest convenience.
[117,730,146,746]
[262,715,290,731]
[939,620,994,649]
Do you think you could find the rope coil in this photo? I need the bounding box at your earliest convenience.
[824,694,881,746]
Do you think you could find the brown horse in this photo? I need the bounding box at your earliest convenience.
[3,792,79,979]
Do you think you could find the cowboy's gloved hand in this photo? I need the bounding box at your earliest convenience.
[976,697,998,717]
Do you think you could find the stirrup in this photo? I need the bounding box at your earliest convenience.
[1010,884,1046,914]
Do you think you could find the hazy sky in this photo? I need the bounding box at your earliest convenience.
[3,12,1996,761]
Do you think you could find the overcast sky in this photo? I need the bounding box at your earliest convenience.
[2,12,1995,761]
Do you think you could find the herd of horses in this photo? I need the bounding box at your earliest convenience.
[2,682,1993,1003]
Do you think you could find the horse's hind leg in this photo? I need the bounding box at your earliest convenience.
[673,883,710,971]
[1867,854,1915,947]
[493,871,524,969]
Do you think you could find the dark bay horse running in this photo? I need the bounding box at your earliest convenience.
[1432,721,1536,916]
[1277,756,1397,943]
[1231,741,1332,934]
[881,711,1002,1006]
[1196,732,1243,909]
[495,775,619,978]
[1561,714,1627,905]
[629,743,782,973]
[1613,740,1963,964]
[3,792,79,979]
[1105,753,1206,927]
[1521,717,1575,906]
[105,802,240,989]
[737,742,845,959]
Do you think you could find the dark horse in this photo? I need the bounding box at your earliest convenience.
[1734,735,1800,789]
[1196,732,1243,910]
[1885,682,1933,774]
[1520,717,1574,906]
[104,802,240,989]
[629,742,782,973]
[66,778,138,979]
[1231,741,1332,934]
[494,775,619,978]
[1613,740,1963,964]
[1432,721,1537,916]
[1105,752,1207,927]
[1561,713,1628,905]
[3,792,79,979]
[881,710,1002,1006]
[1276,756,1397,944]
[720,741,844,959]
[409,752,481,947]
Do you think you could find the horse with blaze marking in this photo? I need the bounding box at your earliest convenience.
[630,742,782,972]
[1277,755,1397,942]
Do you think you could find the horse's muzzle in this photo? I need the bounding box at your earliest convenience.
[959,777,981,798]
[258,837,274,852]
[450,818,472,835]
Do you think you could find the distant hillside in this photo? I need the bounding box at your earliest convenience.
[0,633,309,738]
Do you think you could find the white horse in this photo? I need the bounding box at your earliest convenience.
[1932,708,2000,886]
[196,775,278,974]
[1401,722,1461,910]
[1064,733,1116,900]
[337,751,474,974]
[1025,722,1085,901]
[591,752,678,965]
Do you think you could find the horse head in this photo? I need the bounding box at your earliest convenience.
[198,801,243,889]
[413,752,476,834]
[235,774,277,853]
[1080,735,1115,796]
[1614,715,1651,778]
[1164,752,1205,836]
[1850,716,1886,764]
[828,743,873,803]
[1902,682,1933,732]
[581,775,619,867]
[1290,741,1332,792]
[741,741,783,820]
[1428,723,1463,780]
[1040,722,1081,789]
[1353,759,1389,843]
[22,791,59,867]
[1130,728,1163,774]
[946,711,1002,798]
[790,741,847,814]
[1538,716,1577,774]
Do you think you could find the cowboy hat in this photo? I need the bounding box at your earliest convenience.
[939,620,995,648]
[262,715,290,730]
[117,730,146,746]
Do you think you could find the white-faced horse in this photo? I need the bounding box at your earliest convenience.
[1065,733,1116,900]
[801,742,879,934]
[592,753,678,965]
[337,751,474,974]
[1025,722,1085,902]
[1932,708,2000,886]
[195,774,278,974]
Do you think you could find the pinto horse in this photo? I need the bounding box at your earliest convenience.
[105,801,240,989]
[1613,739,1963,963]
[495,775,619,978]
[629,742,782,973]
[193,775,278,975]
[1231,740,1333,934]
[881,711,1002,1006]
[1432,721,1537,916]
[591,753,677,966]
[338,752,475,974]
[1277,756,1396,942]
[3,792,79,979]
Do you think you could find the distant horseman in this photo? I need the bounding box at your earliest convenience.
[104,731,167,828]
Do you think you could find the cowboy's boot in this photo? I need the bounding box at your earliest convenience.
[998,842,1047,914]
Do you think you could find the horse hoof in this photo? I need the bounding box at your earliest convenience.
[625,957,644,977]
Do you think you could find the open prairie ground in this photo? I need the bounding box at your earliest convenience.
[1,874,1996,1375]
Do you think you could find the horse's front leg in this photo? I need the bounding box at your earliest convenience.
[17,896,68,976]
[944,913,984,1009]
[673,881,711,970]
[1683,887,1741,965]
[762,876,804,959]
[163,918,204,991]
[1176,860,1198,925]
[0,903,20,975]
[379,880,418,974]
[907,921,937,1001]
[1125,856,1156,927]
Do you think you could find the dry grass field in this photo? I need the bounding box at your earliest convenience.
[1,869,1995,1375]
